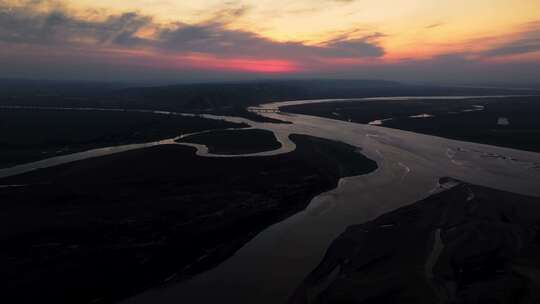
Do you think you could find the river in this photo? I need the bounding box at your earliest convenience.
[2,96,540,304]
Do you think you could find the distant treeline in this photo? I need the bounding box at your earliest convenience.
[0,78,533,117]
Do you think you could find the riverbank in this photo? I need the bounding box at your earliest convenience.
[282,96,540,152]
[0,134,377,304]
[3,94,540,304]
[292,178,540,303]
[0,107,246,168]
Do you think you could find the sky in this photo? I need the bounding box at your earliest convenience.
[1,0,540,84]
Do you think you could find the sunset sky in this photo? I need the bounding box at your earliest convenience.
[1,0,539,83]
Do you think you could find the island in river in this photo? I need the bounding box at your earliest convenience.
[0,107,246,168]
[292,178,540,304]
[283,96,540,153]
[0,134,377,304]
[177,129,282,155]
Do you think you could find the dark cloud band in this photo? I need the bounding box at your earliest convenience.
[0,2,384,60]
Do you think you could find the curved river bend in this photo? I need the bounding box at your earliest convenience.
[2,96,540,304]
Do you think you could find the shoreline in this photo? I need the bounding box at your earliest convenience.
[1,134,377,304]
[291,178,540,303]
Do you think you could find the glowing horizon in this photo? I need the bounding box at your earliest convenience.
[1,0,539,83]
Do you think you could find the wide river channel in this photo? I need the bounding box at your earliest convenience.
[2,96,540,304]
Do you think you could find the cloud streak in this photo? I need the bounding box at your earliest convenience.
[155,22,384,59]
[480,22,540,57]
[0,3,151,46]
[0,0,385,65]
[0,0,539,83]
[425,22,444,29]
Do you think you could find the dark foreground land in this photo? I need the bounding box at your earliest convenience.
[0,108,245,168]
[284,96,540,152]
[178,128,282,154]
[0,135,376,304]
[292,178,540,304]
